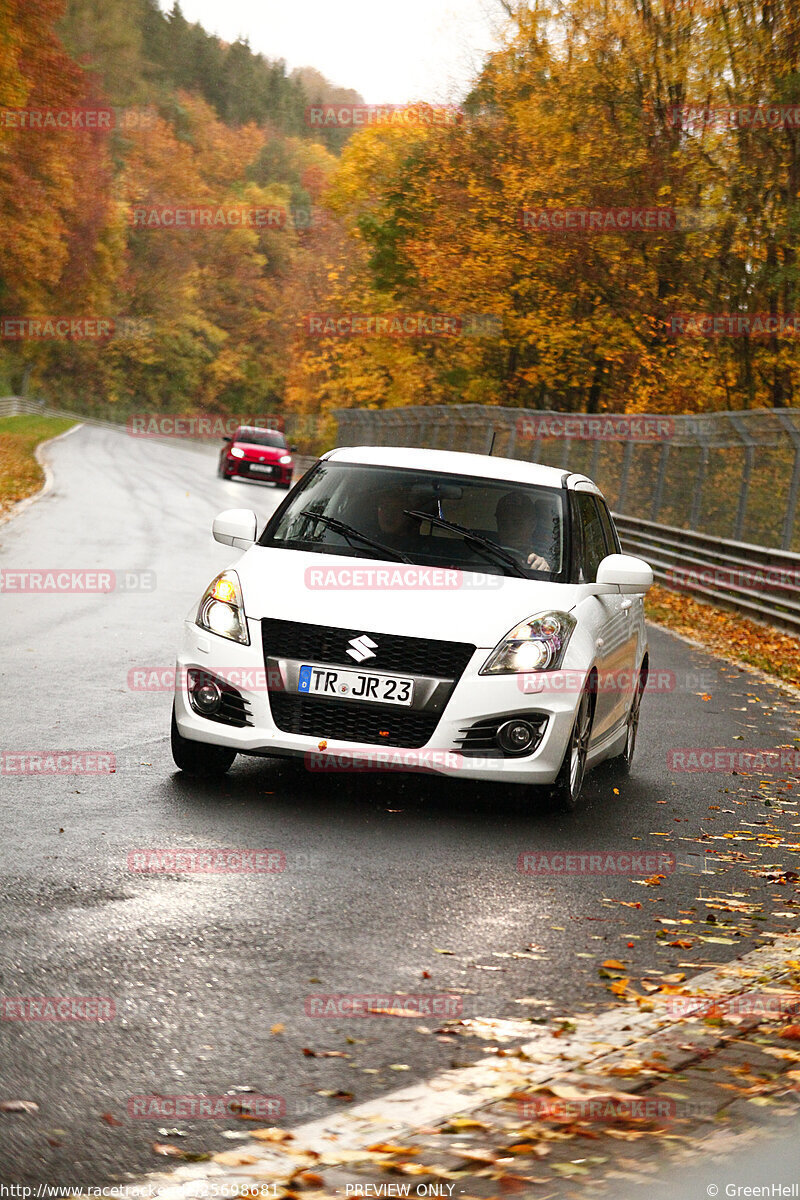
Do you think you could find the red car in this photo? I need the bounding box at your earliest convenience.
[218,426,295,489]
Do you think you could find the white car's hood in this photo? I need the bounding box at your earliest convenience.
[235,546,581,648]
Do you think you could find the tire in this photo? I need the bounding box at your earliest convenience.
[170,706,236,777]
[551,677,595,811]
[618,661,648,772]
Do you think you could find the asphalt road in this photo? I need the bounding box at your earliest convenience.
[1,425,799,1187]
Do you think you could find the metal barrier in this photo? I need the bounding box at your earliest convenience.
[613,513,800,635]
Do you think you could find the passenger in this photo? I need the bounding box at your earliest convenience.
[495,491,552,570]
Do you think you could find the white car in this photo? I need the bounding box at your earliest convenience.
[171,446,653,809]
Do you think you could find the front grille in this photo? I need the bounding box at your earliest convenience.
[268,692,440,748]
[261,619,475,678]
[262,618,475,748]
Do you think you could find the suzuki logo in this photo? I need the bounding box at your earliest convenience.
[347,634,377,663]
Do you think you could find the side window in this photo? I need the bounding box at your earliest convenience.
[596,499,621,554]
[574,494,608,582]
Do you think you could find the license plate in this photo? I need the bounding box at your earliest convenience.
[250,464,275,474]
[298,664,414,706]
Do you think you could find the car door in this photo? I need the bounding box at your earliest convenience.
[570,491,629,743]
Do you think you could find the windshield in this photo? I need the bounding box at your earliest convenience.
[235,428,286,448]
[261,462,567,581]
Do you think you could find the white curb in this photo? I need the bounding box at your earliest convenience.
[138,930,800,1196]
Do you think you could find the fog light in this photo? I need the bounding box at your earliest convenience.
[191,680,222,715]
[496,719,535,755]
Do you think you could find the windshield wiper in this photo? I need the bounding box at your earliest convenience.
[300,510,413,564]
[404,510,527,578]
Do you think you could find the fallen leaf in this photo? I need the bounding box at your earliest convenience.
[212,1150,260,1165]
[368,1007,432,1018]
[0,1101,38,1114]
[367,1143,421,1155]
[270,1023,285,1035]
[101,1112,124,1126]
[443,1116,490,1131]
[601,959,628,969]
[249,1127,294,1143]
[153,1143,188,1159]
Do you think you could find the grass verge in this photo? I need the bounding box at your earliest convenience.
[0,415,76,516]
[645,582,800,689]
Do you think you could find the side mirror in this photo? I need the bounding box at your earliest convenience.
[596,553,653,594]
[290,444,299,452]
[212,509,257,549]
[222,435,232,443]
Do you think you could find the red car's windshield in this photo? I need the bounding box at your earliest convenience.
[234,428,286,449]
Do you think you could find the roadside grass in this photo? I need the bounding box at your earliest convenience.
[645,582,800,689]
[0,415,76,515]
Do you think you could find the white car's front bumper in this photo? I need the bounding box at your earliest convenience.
[173,618,585,786]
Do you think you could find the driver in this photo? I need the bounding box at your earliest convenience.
[373,485,421,553]
[494,491,552,571]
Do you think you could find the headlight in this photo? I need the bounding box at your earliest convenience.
[230,447,245,459]
[480,611,576,675]
[196,570,249,645]
[279,454,292,464]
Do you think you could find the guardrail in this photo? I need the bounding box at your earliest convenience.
[613,513,800,636]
